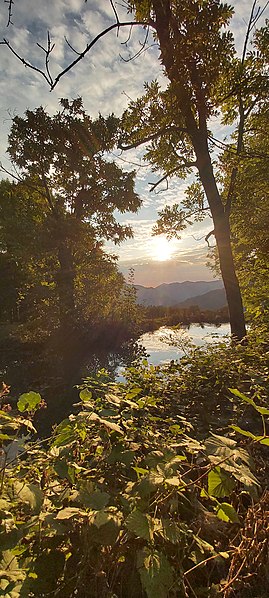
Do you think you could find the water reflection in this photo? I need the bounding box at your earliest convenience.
[138,323,230,366]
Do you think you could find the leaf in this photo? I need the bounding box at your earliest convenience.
[230,425,262,440]
[126,509,154,541]
[0,433,12,442]
[56,507,86,520]
[229,388,269,415]
[158,519,183,544]
[88,412,123,434]
[79,389,92,402]
[260,437,269,446]
[89,509,122,545]
[14,482,43,514]
[216,502,239,523]
[107,444,135,466]
[207,467,235,498]
[137,548,173,598]
[54,459,76,484]
[165,476,180,487]
[17,392,41,413]
[81,489,110,511]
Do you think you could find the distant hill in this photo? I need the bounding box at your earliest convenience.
[135,280,224,307]
[178,288,227,310]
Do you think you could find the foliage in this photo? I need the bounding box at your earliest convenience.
[225,106,269,326]
[1,337,269,597]
[118,2,269,340]
[3,98,141,334]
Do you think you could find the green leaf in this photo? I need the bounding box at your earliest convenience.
[207,467,235,498]
[137,548,173,598]
[230,425,262,440]
[0,433,12,441]
[56,507,86,520]
[14,482,43,514]
[229,389,269,415]
[126,509,154,541]
[81,489,110,511]
[260,437,269,446]
[79,389,92,402]
[158,519,183,544]
[216,502,239,523]
[17,392,41,413]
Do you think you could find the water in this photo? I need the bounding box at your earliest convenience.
[136,323,230,366]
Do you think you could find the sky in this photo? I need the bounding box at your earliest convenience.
[0,0,267,286]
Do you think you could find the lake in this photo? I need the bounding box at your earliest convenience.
[136,323,230,366]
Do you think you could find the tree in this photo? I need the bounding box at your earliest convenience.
[6,98,141,331]
[115,1,268,341]
[1,2,268,339]
[225,106,269,326]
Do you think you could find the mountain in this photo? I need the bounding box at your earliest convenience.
[135,280,224,307]
[178,288,227,310]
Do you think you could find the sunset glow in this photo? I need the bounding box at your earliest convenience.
[150,237,175,262]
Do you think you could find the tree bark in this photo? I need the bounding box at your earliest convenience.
[195,146,246,341]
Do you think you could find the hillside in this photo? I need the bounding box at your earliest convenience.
[135,280,224,307]
[178,287,227,310]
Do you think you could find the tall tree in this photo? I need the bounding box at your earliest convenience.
[223,106,269,326]
[7,98,141,331]
[116,1,268,341]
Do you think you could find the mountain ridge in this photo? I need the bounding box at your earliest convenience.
[135,280,225,307]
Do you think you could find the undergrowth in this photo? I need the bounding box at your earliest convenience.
[0,333,269,597]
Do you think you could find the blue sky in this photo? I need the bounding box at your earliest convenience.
[0,0,267,285]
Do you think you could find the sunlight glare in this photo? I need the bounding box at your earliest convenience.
[151,237,175,261]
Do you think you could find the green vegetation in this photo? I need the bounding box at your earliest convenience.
[141,304,229,331]
[0,1,269,596]
[1,331,269,597]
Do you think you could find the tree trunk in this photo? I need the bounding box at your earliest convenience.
[196,150,247,341]
[57,243,75,331]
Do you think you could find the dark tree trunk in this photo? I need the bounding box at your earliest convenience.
[195,148,247,341]
[57,244,75,331]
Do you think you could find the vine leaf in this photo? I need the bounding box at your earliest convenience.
[216,502,239,523]
[207,467,235,498]
[126,509,154,541]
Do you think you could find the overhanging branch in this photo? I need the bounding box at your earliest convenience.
[1,19,150,91]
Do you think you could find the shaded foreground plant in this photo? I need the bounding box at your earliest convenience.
[0,356,269,597]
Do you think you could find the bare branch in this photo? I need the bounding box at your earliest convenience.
[110,0,120,36]
[2,37,53,86]
[64,37,81,56]
[5,0,14,27]
[51,20,149,91]
[120,24,133,45]
[1,20,150,91]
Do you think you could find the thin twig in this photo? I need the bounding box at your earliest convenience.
[5,0,14,27]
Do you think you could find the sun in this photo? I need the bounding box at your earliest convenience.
[151,237,175,261]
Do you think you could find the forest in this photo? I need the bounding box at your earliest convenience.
[0,1,269,597]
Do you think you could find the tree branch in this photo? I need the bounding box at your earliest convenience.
[225,0,263,216]
[149,162,197,193]
[51,20,150,90]
[118,126,187,150]
[1,20,150,90]
[2,37,53,86]
[5,0,14,27]
[205,229,215,247]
